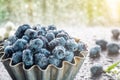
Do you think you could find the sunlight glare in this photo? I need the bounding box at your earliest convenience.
[106,0,119,20]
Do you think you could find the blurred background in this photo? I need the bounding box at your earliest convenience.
[0,1,120,80]
[0,0,120,27]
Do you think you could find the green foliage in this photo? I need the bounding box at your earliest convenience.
[0,0,10,24]
[0,0,116,26]
[105,61,120,73]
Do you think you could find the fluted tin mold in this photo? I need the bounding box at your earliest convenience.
[0,46,87,80]
[0,42,4,58]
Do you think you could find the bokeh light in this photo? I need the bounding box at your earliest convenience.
[0,0,120,26]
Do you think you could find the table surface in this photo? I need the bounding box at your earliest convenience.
[0,26,120,80]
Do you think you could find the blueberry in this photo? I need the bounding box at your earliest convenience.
[57,37,66,46]
[4,40,11,48]
[48,55,61,67]
[39,48,51,57]
[90,64,103,76]
[4,46,14,58]
[33,48,51,57]
[12,51,22,65]
[107,43,119,54]
[47,30,59,37]
[58,30,67,34]
[112,29,120,40]
[64,51,74,62]
[52,30,59,37]
[32,24,41,30]
[46,32,55,42]
[32,26,38,30]
[15,24,31,38]
[22,35,30,42]
[34,53,48,69]
[37,57,48,69]
[31,47,41,54]
[22,49,33,68]
[94,45,101,52]
[34,53,45,63]
[24,29,37,39]
[77,42,87,52]
[56,32,69,40]
[37,29,46,36]
[47,25,56,30]
[40,26,47,31]
[8,35,17,44]
[65,39,78,51]
[89,45,101,58]
[29,38,43,52]
[37,36,48,48]
[96,40,107,50]
[48,39,59,50]
[52,46,65,59]
[48,37,66,49]
[13,39,27,51]
[34,53,43,61]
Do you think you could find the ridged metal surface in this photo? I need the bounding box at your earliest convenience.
[0,42,4,58]
[0,47,4,58]
[0,46,87,80]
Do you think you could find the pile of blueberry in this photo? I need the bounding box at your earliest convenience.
[89,39,120,59]
[3,24,87,69]
[90,29,120,77]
